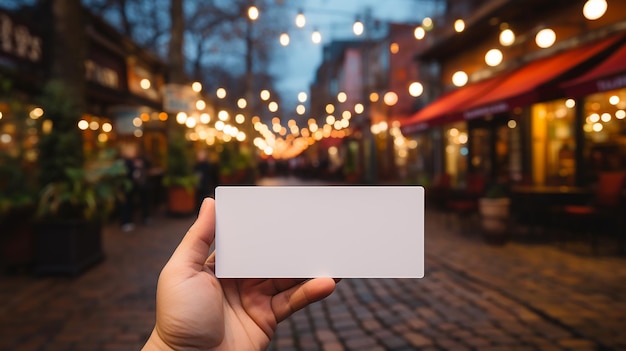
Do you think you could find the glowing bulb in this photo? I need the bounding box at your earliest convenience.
[312,30,322,44]
[298,92,307,103]
[295,12,306,28]
[409,82,424,97]
[499,29,515,46]
[353,20,364,36]
[337,92,347,103]
[237,98,247,109]
[383,91,398,106]
[140,78,151,90]
[454,19,465,33]
[452,71,468,87]
[260,89,270,101]
[485,48,503,67]
[536,28,556,48]
[216,87,227,99]
[192,81,202,92]
[414,26,425,40]
[279,33,290,46]
[583,0,607,20]
[248,6,259,21]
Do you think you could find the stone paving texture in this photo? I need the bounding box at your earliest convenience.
[1,177,625,351]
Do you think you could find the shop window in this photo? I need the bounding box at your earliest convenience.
[444,122,468,188]
[531,100,576,186]
[582,88,626,183]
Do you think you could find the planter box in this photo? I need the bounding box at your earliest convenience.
[34,220,104,276]
[479,197,511,244]
[167,186,196,216]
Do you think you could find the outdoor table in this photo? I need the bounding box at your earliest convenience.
[510,185,592,239]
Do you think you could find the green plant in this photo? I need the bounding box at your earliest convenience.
[163,134,198,192]
[0,154,36,219]
[36,149,129,221]
[484,183,509,198]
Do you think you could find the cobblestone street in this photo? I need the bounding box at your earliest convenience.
[1,178,625,351]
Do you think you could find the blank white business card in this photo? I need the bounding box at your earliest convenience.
[215,186,424,278]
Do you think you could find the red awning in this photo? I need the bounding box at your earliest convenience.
[561,41,626,97]
[463,35,621,120]
[400,75,505,134]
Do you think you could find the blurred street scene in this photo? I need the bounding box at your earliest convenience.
[2,0,626,350]
[1,177,626,351]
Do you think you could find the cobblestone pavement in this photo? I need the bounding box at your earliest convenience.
[1,177,625,351]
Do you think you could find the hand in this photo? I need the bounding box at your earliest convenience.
[143,198,337,351]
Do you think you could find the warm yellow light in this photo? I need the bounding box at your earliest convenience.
[132,118,142,128]
[141,112,150,121]
[390,42,399,54]
[354,103,364,114]
[536,28,556,48]
[140,78,151,90]
[235,114,245,124]
[565,99,576,108]
[268,101,278,112]
[159,112,168,121]
[337,92,347,103]
[508,120,517,129]
[370,92,379,102]
[485,48,503,67]
[200,113,210,124]
[296,104,306,115]
[78,120,89,130]
[325,104,335,114]
[383,91,398,106]
[237,98,247,109]
[414,26,425,40]
[236,131,246,142]
[583,0,607,20]
[215,120,225,131]
[298,91,307,103]
[353,20,364,36]
[312,30,322,44]
[422,17,433,30]
[196,99,206,110]
[609,95,620,105]
[102,122,112,132]
[454,19,465,33]
[248,6,259,21]
[601,113,611,122]
[216,87,227,99]
[218,110,229,121]
[326,115,336,125]
[616,110,626,119]
[280,33,290,46]
[589,113,600,123]
[452,71,468,87]
[98,133,108,143]
[409,82,424,97]
[592,123,603,132]
[192,81,202,92]
[29,107,44,119]
[295,12,306,28]
[134,129,143,138]
[176,112,187,124]
[499,29,515,46]
[342,111,352,119]
[260,89,270,101]
[185,116,197,128]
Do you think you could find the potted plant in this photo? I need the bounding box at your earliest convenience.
[0,153,37,272]
[478,183,511,245]
[163,134,197,216]
[33,81,128,275]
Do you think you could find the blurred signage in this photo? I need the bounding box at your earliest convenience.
[163,84,196,113]
[85,59,120,89]
[0,10,42,64]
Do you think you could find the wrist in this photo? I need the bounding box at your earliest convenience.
[142,328,176,351]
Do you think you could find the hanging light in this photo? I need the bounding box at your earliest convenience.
[452,71,468,87]
[454,19,465,33]
[409,82,424,97]
[312,29,322,44]
[536,28,556,48]
[216,87,227,99]
[414,26,425,40]
[295,10,306,28]
[499,28,515,46]
[260,89,270,101]
[353,18,364,36]
[280,33,290,46]
[485,48,503,66]
[298,91,307,103]
[384,92,399,106]
[191,81,202,92]
[248,6,259,21]
[583,0,608,20]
